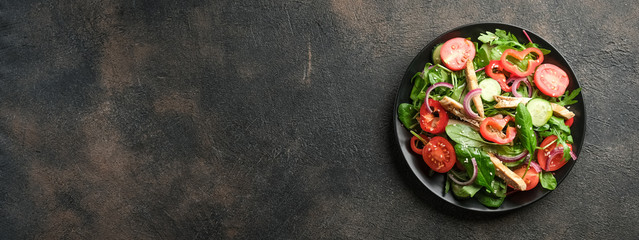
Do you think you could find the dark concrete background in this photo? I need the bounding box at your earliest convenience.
[0,0,637,239]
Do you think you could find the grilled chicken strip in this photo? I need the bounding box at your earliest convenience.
[487,153,527,191]
[440,96,483,128]
[465,61,484,118]
[493,95,575,119]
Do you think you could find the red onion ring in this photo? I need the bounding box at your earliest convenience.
[523,30,533,44]
[475,66,485,72]
[448,158,477,186]
[511,77,532,98]
[570,150,577,161]
[463,88,482,119]
[423,82,453,114]
[546,147,565,169]
[529,161,542,173]
[496,150,529,162]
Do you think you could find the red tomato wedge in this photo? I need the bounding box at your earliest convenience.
[534,64,569,97]
[537,135,573,171]
[565,117,574,127]
[410,134,430,155]
[419,99,449,134]
[440,37,476,71]
[513,166,539,191]
[422,136,456,173]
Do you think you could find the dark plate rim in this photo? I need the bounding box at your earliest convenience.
[392,22,586,212]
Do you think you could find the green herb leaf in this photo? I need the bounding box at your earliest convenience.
[397,103,418,130]
[548,116,571,134]
[410,72,427,105]
[478,31,498,43]
[445,124,496,147]
[476,190,505,208]
[454,145,496,192]
[555,88,581,106]
[515,103,537,159]
[539,171,557,190]
[473,44,492,69]
[451,183,482,198]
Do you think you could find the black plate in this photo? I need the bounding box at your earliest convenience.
[393,23,586,212]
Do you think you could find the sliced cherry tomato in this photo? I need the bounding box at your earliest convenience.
[410,134,430,155]
[500,47,544,77]
[479,116,516,144]
[565,117,574,127]
[439,37,476,71]
[537,135,573,171]
[419,99,449,134]
[486,60,511,92]
[513,166,539,191]
[422,136,456,173]
[534,64,569,97]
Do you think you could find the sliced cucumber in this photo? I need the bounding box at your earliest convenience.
[432,44,442,65]
[526,98,553,127]
[478,78,501,102]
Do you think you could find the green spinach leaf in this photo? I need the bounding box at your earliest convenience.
[451,183,482,198]
[454,144,496,191]
[476,190,505,208]
[445,124,496,147]
[397,103,418,130]
[515,103,537,159]
[539,171,557,190]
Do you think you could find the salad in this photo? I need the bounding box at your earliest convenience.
[397,29,581,208]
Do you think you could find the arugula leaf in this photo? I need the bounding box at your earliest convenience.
[478,31,498,44]
[525,42,551,54]
[397,103,418,130]
[450,73,467,102]
[555,88,581,106]
[535,123,550,132]
[410,72,427,105]
[445,124,497,147]
[548,116,571,134]
[539,171,557,190]
[539,116,574,159]
[454,145,496,192]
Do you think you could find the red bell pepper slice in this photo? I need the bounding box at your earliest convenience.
[500,47,544,77]
[410,134,430,155]
[486,60,511,92]
[419,99,449,134]
[479,115,517,144]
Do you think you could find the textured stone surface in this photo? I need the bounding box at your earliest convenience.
[0,0,637,239]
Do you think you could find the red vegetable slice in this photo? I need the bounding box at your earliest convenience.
[422,136,456,173]
[479,116,517,144]
[513,166,539,191]
[410,134,430,155]
[500,47,544,77]
[440,38,476,71]
[565,117,574,127]
[534,63,569,97]
[537,135,573,171]
[486,60,511,92]
[419,99,449,134]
